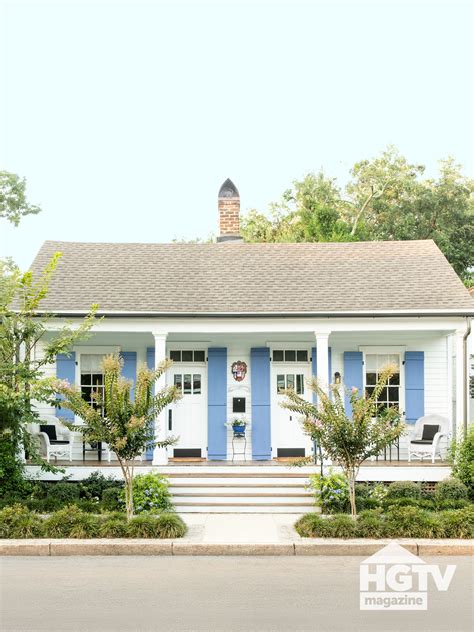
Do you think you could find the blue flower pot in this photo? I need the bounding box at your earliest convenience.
[232,425,246,435]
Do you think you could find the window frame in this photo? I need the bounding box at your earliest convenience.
[359,346,405,416]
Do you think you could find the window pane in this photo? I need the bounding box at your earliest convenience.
[193,374,201,394]
[376,354,390,372]
[81,374,91,385]
[194,350,205,363]
[273,350,284,362]
[297,350,308,362]
[378,387,388,403]
[389,354,400,368]
[183,374,192,394]
[366,386,375,398]
[182,350,193,363]
[81,387,91,402]
[285,350,296,362]
[170,350,181,362]
[277,374,285,393]
[174,374,182,392]
[286,374,295,390]
[296,374,304,394]
[81,354,104,372]
[366,372,376,386]
[92,374,103,386]
[365,354,377,371]
[388,387,399,403]
[389,372,400,385]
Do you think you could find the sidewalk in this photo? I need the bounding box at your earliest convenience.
[180,513,301,544]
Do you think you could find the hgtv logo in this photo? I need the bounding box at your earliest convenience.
[360,543,456,611]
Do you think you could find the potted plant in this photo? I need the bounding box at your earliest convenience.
[231,418,247,435]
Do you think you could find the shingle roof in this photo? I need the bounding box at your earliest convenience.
[29,239,474,315]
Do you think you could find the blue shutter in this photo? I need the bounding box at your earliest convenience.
[56,353,76,420]
[208,348,227,460]
[404,351,424,423]
[311,346,332,404]
[145,347,155,459]
[251,347,271,460]
[344,351,363,416]
[120,352,137,400]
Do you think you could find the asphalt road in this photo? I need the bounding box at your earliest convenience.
[1,556,472,632]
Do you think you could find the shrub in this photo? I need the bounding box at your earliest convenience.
[102,487,122,511]
[307,471,350,514]
[384,506,441,538]
[80,472,122,500]
[325,514,357,538]
[435,478,468,502]
[98,513,128,538]
[385,481,421,500]
[382,497,436,511]
[451,425,474,499]
[294,513,332,538]
[46,481,81,504]
[124,473,174,515]
[42,506,101,538]
[355,509,386,538]
[127,513,186,538]
[436,499,469,510]
[438,506,474,539]
[0,504,43,538]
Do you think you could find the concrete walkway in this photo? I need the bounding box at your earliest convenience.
[180,513,301,544]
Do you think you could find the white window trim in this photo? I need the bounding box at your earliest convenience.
[360,347,406,417]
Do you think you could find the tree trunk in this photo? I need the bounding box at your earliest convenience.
[347,468,357,518]
[118,458,134,521]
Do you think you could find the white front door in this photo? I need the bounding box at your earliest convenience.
[169,366,207,458]
[272,364,312,457]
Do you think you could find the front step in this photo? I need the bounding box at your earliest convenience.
[163,467,315,514]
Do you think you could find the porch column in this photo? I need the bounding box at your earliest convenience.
[152,331,168,466]
[454,329,465,440]
[315,332,330,396]
[315,331,331,467]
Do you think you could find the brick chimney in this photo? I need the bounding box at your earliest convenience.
[217,178,243,242]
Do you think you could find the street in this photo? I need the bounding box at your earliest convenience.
[1,556,472,632]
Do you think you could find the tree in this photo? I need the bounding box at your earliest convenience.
[55,354,180,520]
[240,147,474,282]
[281,365,405,517]
[0,254,97,494]
[0,171,41,226]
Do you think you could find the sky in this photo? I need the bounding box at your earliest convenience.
[1,0,473,270]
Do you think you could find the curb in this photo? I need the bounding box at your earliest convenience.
[1,538,473,556]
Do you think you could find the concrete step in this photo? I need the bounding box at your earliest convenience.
[166,476,310,486]
[169,486,312,496]
[176,506,315,514]
[172,495,313,504]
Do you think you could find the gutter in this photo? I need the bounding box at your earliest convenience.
[31,310,474,319]
[463,317,472,433]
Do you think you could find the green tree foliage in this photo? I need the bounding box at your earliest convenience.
[0,255,97,494]
[55,354,180,520]
[281,364,405,517]
[0,171,41,226]
[241,147,474,281]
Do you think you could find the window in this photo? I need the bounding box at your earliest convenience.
[169,350,205,363]
[273,350,308,362]
[365,353,400,413]
[276,374,305,395]
[174,373,201,395]
[80,354,105,414]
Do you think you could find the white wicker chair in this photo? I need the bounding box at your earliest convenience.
[407,414,450,463]
[36,415,74,463]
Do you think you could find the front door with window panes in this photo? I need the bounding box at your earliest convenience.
[365,354,401,414]
[168,351,207,458]
[271,350,312,458]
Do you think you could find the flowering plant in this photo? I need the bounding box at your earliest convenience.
[307,470,350,514]
[282,363,405,516]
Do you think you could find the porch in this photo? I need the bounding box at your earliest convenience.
[34,315,466,467]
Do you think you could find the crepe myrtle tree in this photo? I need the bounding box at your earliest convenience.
[55,354,181,520]
[282,364,405,517]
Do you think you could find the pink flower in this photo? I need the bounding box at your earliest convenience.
[351,386,358,394]
[314,419,323,429]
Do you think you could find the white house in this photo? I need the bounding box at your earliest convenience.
[30,179,474,467]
